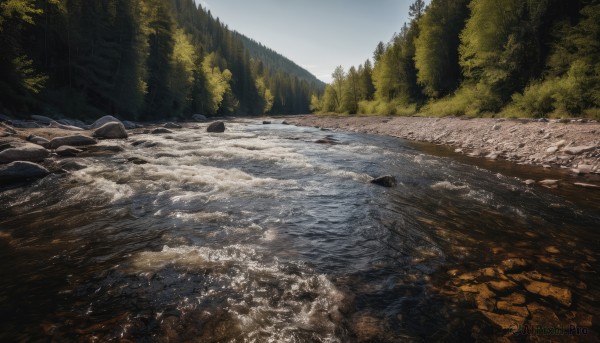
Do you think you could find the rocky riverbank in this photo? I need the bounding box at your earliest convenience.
[0,114,216,185]
[286,115,600,188]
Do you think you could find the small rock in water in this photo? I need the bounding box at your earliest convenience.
[281,121,289,125]
[262,120,271,124]
[164,122,182,129]
[0,161,49,183]
[0,143,50,163]
[93,122,128,139]
[128,157,150,165]
[207,121,225,133]
[192,114,208,122]
[538,179,559,188]
[524,179,535,186]
[545,246,560,254]
[56,145,82,157]
[122,120,138,129]
[151,128,173,134]
[370,175,397,188]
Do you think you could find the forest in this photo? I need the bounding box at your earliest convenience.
[0,0,323,120]
[314,0,600,119]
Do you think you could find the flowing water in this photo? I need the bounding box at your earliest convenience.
[0,120,598,342]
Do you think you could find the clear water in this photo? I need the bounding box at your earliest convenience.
[0,120,598,342]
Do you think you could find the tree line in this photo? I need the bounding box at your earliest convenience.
[0,0,323,120]
[313,0,600,118]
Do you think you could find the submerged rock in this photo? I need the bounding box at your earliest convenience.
[263,120,271,124]
[207,121,225,133]
[0,161,49,183]
[370,175,397,188]
[60,160,87,171]
[93,122,128,139]
[0,143,50,163]
[500,258,530,273]
[46,135,97,149]
[27,135,50,146]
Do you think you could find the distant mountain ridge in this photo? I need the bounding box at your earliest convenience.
[235,32,326,89]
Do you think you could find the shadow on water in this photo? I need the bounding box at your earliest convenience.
[0,121,598,342]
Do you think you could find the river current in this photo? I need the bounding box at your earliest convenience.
[0,119,598,342]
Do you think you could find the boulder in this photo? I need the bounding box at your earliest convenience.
[46,135,97,149]
[0,143,50,163]
[31,114,54,124]
[371,175,397,188]
[0,161,49,183]
[207,121,225,133]
[49,120,84,131]
[164,122,182,129]
[56,145,82,157]
[93,122,128,139]
[152,128,173,134]
[192,114,208,122]
[90,115,122,129]
[27,135,50,145]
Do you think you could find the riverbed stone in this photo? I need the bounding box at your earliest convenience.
[487,280,518,293]
[538,179,559,188]
[90,115,122,129]
[56,145,82,157]
[545,246,560,254]
[93,122,128,139]
[370,175,397,188]
[122,120,138,129]
[524,281,572,307]
[563,145,595,155]
[546,146,559,154]
[0,143,50,163]
[27,135,50,146]
[60,160,87,171]
[47,135,97,149]
[0,161,49,182]
[263,121,271,124]
[502,293,526,306]
[31,114,54,124]
[207,121,225,133]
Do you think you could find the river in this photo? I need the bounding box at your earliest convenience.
[0,119,598,342]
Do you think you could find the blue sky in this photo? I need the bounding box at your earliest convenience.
[195,0,418,83]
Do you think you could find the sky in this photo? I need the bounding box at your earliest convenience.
[194,0,417,83]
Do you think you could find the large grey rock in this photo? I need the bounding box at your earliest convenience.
[370,175,397,188]
[207,121,225,133]
[31,114,54,124]
[0,161,49,183]
[0,143,50,163]
[90,115,122,129]
[192,114,208,122]
[93,122,128,139]
[46,135,97,149]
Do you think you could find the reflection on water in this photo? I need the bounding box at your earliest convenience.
[0,120,598,342]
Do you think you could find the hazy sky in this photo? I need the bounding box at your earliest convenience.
[194,0,417,83]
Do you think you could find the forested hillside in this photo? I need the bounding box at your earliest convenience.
[235,33,325,88]
[314,0,600,119]
[0,0,321,120]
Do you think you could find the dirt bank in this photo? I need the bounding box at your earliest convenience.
[287,115,600,177]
